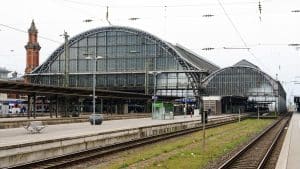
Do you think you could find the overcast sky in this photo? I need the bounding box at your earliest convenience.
[0,0,299,104]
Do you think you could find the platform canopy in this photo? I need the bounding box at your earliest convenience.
[0,80,178,100]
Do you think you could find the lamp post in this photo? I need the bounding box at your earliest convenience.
[258,104,260,120]
[85,54,103,125]
[150,71,161,119]
[185,84,188,118]
[239,108,241,122]
[185,78,190,118]
[60,31,69,87]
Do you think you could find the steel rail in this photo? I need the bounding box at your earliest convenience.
[257,114,291,169]
[218,113,291,169]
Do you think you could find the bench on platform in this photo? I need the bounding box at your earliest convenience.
[23,121,46,133]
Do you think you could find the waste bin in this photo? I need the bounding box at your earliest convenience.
[89,114,103,125]
[71,106,80,117]
[71,111,80,117]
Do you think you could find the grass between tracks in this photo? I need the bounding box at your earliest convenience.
[90,119,274,169]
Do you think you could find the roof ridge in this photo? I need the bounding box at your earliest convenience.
[233,59,260,69]
[174,43,220,70]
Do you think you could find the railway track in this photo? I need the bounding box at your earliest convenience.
[9,115,246,169]
[218,114,291,169]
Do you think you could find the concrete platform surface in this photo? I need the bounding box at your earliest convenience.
[0,115,229,148]
[0,113,149,122]
[276,112,300,169]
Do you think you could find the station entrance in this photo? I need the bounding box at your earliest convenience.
[294,96,300,112]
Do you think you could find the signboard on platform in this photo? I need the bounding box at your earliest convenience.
[152,96,158,100]
[153,102,163,108]
[175,98,195,103]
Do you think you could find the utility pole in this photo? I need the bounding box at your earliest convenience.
[258,0,262,21]
[200,97,205,150]
[185,78,189,118]
[153,72,158,119]
[275,97,278,117]
[258,104,260,120]
[239,108,241,123]
[144,59,149,95]
[106,6,112,25]
[62,31,69,87]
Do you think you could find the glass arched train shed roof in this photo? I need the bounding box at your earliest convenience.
[27,26,219,97]
[201,60,286,112]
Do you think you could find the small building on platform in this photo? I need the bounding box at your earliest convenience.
[152,101,174,120]
[294,96,300,112]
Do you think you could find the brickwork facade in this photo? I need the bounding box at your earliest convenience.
[25,20,41,75]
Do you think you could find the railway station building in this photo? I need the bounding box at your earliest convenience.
[24,23,286,115]
[201,60,287,114]
[25,25,219,114]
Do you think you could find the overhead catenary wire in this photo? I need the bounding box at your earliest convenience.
[216,0,251,52]
[0,23,61,44]
[258,0,262,21]
[53,0,285,22]
[59,0,270,8]
[216,0,271,73]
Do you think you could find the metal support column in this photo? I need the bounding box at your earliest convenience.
[100,98,103,114]
[33,94,36,119]
[185,79,189,118]
[49,96,53,118]
[65,96,68,117]
[238,108,241,123]
[258,105,260,120]
[63,31,70,87]
[27,95,31,119]
[56,95,58,118]
[199,96,205,150]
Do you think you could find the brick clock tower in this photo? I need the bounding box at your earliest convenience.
[25,20,41,83]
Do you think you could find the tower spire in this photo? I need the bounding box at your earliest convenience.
[25,20,41,82]
[28,20,37,33]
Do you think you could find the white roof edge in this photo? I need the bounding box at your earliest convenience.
[165,42,205,71]
[203,96,222,100]
[174,43,220,69]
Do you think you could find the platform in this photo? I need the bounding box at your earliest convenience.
[0,114,237,168]
[276,112,300,169]
[0,113,150,129]
[0,113,148,122]
[0,115,202,147]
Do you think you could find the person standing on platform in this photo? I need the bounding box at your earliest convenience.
[188,106,193,118]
